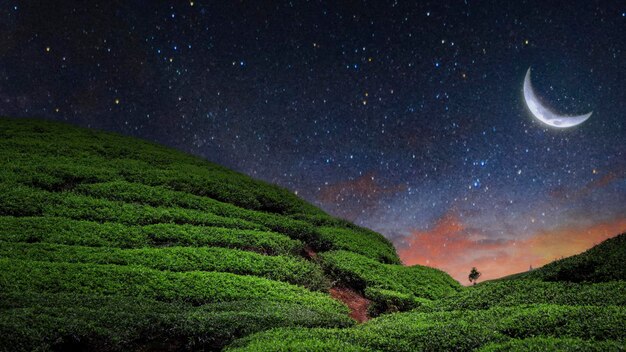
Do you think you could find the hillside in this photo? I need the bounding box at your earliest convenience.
[501,233,626,283]
[229,236,626,351]
[0,118,461,351]
[1,118,624,351]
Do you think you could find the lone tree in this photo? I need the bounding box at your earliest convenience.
[468,267,481,285]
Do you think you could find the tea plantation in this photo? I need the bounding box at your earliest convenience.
[1,118,624,351]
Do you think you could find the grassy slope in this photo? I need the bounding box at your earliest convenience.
[231,238,626,351]
[2,118,623,351]
[501,233,626,283]
[0,118,460,351]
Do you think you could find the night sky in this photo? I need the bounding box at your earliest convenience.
[2,1,625,282]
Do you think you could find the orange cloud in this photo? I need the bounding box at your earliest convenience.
[397,211,626,285]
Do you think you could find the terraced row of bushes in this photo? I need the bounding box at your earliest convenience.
[317,228,400,264]
[0,216,301,255]
[0,259,343,310]
[477,337,624,351]
[73,180,324,243]
[4,118,488,351]
[1,118,322,216]
[0,183,267,230]
[0,256,349,350]
[228,304,626,351]
[320,250,461,314]
[1,119,400,264]
[0,290,353,351]
[0,179,402,263]
[0,241,327,290]
[422,279,626,311]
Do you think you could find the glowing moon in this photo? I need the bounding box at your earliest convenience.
[523,68,592,128]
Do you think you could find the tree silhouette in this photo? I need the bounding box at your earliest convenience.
[468,267,481,285]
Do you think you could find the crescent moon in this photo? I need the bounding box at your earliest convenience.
[523,68,592,128]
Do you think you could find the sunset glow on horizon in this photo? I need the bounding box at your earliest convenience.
[396,213,626,284]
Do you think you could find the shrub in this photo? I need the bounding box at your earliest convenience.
[0,259,347,311]
[75,181,323,244]
[0,216,301,255]
[230,305,626,352]
[364,287,432,316]
[0,242,327,290]
[477,337,625,352]
[425,280,626,311]
[318,227,400,264]
[0,291,353,351]
[0,183,45,216]
[226,328,371,352]
[320,250,461,303]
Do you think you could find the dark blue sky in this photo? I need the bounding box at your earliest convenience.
[1,0,624,280]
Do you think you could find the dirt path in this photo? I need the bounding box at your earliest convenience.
[302,246,370,323]
[330,286,370,323]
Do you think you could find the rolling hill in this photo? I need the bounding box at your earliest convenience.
[501,232,626,283]
[0,118,460,351]
[0,117,624,351]
[228,233,626,351]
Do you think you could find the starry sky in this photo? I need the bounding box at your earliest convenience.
[1,1,625,283]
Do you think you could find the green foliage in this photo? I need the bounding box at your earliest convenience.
[496,304,626,340]
[320,250,461,314]
[364,287,432,315]
[505,233,626,283]
[0,183,45,216]
[2,118,624,351]
[469,266,481,284]
[0,242,327,290]
[424,279,626,311]
[0,216,302,255]
[226,328,372,352]
[318,227,400,264]
[0,292,353,351]
[1,118,394,349]
[74,181,323,244]
[0,259,346,311]
[0,118,324,216]
[230,305,626,351]
[477,337,625,351]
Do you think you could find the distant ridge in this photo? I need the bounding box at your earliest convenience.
[501,233,626,283]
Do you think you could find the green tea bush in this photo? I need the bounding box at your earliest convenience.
[0,259,347,310]
[20,161,117,191]
[75,181,323,244]
[426,280,626,311]
[0,183,45,216]
[0,183,268,230]
[46,192,266,229]
[230,305,626,352]
[0,242,327,290]
[0,292,353,351]
[143,223,302,254]
[320,250,461,303]
[364,287,432,315]
[0,216,301,254]
[226,328,372,352]
[318,227,400,264]
[477,337,625,351]
[497,304,626,340]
